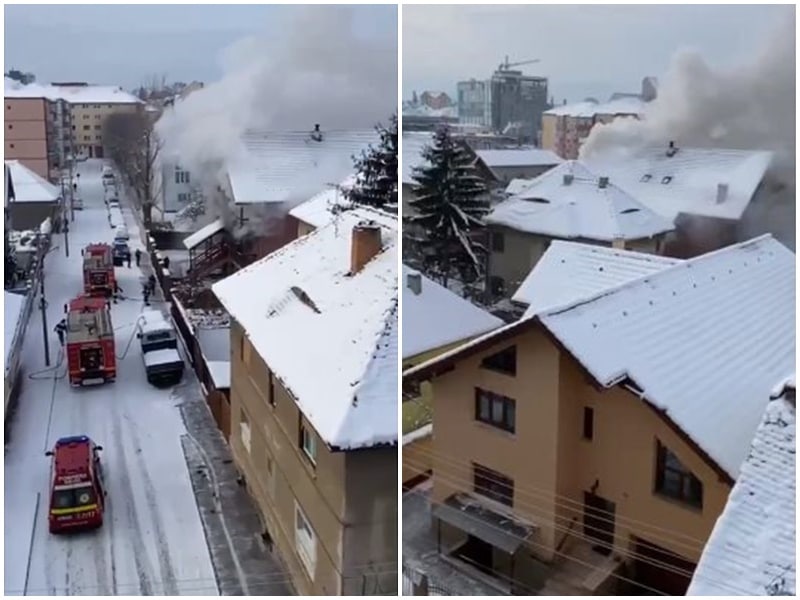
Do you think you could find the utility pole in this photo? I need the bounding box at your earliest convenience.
[60,176,69,257]
[38,246,51,367]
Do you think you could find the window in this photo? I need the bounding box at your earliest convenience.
[7,124,11,130]
[240,408,251,454]
[583,407,594,440]
[268,371,275,406]
[654,440,703,509]
[300,420,316,464]
[83,125,90,131]
[82,104,89,108]
[640,174,652,182]
[95,136,101,141]
[475,388,516,433]
[491,231,505,252]
[661,176,673,185]
[9,143,14,148]
[72,125,76,131]
[481,346,516,376]
[177,193,188,203]
[294,502,317,576]
[94,125,101,130]
[83,136,90,141]
[94,114,101,119]
[83,114,89,119]
[473,463,514,507]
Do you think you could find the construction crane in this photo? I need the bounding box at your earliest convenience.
[497,56,541,72]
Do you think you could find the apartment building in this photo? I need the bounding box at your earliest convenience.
[212,209,398,595]
[65,87,142,158]
[485,160,674,298]
[4,95,56,181]
[404,235,795,595]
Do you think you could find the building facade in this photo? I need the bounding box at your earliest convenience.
[457,79,492,127]
[69,99,142,159]
[490,70,549,144]
[4,97,57,181]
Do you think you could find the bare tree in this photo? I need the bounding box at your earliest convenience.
[103,111,162,227]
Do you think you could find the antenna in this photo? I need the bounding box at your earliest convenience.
[498,57,541,71]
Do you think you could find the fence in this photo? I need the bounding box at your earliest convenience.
[402,564,453,596]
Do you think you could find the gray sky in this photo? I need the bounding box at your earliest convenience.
[403,4,794,104]
[4,4,397,91]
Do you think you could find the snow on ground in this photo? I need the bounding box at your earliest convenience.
[4,159,217,596]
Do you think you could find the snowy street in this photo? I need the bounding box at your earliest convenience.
[4,160,217,596]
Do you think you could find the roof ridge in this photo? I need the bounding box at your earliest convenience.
[539,234,782,318]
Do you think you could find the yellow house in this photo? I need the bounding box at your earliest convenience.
[404,235,795,595]
[401,266,503,486]
[485,160,673,298]
[213,209,398,595]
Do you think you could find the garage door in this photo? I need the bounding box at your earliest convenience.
[632,537,695,595]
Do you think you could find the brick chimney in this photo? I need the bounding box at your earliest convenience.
[350,221,382,274]
[598,176,609,189]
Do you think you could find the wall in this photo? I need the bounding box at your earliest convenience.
[554,354,730,568]
[540,114,557,152]
[9,202,57,231]
[402,433,432,485]
[70,102,140,157]
[491,164,555,185]
[4,98,51,180]
[430,326,562,561]
[487,227,551,295]
[229,320,395,595]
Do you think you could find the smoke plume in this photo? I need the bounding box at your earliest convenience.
[580,16,795,249]
[155,5,396,230]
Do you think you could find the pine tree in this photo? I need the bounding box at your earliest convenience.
[407,126,489,287]
[347,114,398,211]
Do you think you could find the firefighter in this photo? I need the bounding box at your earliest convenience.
[148,274,157,295]
[135,248,142,267]
[142,283,151,307]
[54,319,67,346]
[163,256,170,271]
[126,250,132,268]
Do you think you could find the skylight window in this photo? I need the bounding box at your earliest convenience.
[525,197,551,204]
[640,174,652,182]
[661,176,673,184]
[621,208,641,214]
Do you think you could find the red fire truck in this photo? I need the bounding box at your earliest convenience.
[45,435,106,534]
[65,296,116,386]
[82,243,115,297]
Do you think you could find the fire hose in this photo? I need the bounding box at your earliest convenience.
[28,347,67,381]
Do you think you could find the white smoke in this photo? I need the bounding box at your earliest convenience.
[579,16,795,249]
[155,5,396,230]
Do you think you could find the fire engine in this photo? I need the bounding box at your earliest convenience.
[45,435,106,534]
[65,295,116,386]
[82,243,115,297]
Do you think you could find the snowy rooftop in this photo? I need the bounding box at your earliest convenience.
[196,327,230,363]
[5,161,60,204]
[213,209,398,450]
[402,104,457,119]
[206,361,231,390]
[475,149,562,168]
[226,129,376,205]
[543,96,645,118]
[687,378,795,596]
[138,310,172,335]
[512,241,683,316]
[402,266,503,359]
[4,291,26,374]
[4,78,142,104]
[539,235,795,479]
[402,132,434,185]
[287,176,357,229]
[182,218,225,249]
[504,179,532,197]
[585,146,773,221]
[407,235,795,480]
[486,161,674,241]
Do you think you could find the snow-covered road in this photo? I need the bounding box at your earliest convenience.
[4,160,218,596]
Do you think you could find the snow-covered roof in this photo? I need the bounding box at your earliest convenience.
[486,161,674,242]
[4,291,25,374]
[407,235,795,481]
[539,235,795,479]
[138,310,173,335]
[475,149,562,168]
[688,378,795,596]
[212,208,398,450]
[4,78,142,104]
[226,129,375,205]
[543,96,645,118]
[512,241,683,316]
[4,161,59,203]
[287,176,357,229]
[403,266,503,359]
[402,103,457,119]
[402,132,434,185]
[143,348,182,368]
[206,361,231,389]
[504,178,532,196]
[196,327,230,362]
[585,146,773,221]
[182,218,225,249]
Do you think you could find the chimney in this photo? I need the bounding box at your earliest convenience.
[407,272,422,295]
[350,221,382,274]
[666,141,678,157]
[311,124,323,142]
[563,174,574,186]
[598,176,609,189]
[716,183,729,204]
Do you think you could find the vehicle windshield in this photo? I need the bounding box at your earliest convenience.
[52,484,96,509]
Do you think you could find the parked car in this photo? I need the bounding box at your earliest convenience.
[136,311,184,387]
[112,240,131,266]
[114,226,129,242]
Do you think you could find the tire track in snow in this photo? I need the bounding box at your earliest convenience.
[111,410,154,595]
[123,414,179,595]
